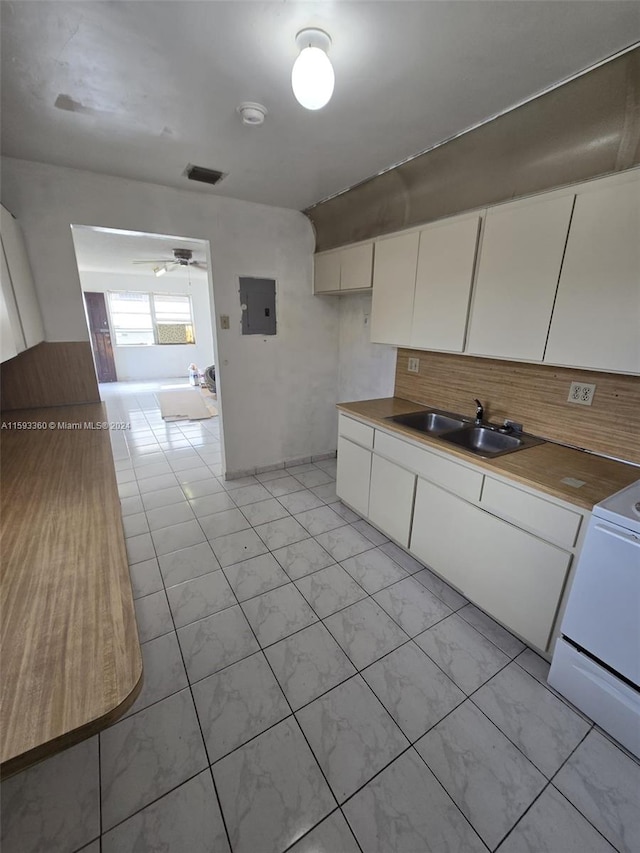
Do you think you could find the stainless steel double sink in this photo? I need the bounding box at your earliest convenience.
[386,409,545,459]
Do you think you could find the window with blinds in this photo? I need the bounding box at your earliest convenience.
[154,294,195,344]
[107,292,196,346]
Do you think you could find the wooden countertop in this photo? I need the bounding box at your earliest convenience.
[337,398,639,510]
[0,404,142,777]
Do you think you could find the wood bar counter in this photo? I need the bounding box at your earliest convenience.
[0,404,142,778]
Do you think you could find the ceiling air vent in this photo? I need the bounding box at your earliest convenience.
[185,164,227,186]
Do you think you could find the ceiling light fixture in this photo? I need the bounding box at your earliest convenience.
[154,265,168,277]
[292,28,334,111]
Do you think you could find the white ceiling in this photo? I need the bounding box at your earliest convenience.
[2,1,639,210]
[71,225,209,277]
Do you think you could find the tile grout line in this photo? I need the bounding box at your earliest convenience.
[146,527,234,853]
[100,769,215,839]
[408,743,493,852]
[118,414,615,852]
[465,660,596,773]
[223,528,474,852]
[115,416,236,851]
[279,805,363,853]
[206,541,360,853]
[129,499,488,701]
[487,725,604,853]
[511,652,603,726]
[205,504,418,852]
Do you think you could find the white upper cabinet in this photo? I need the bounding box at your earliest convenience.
[313,250,341,293]
[330,169,637,373]
[370,231,420,345]
[0,204,44,356]
[340,243,373,291]
[314,242,374,294]
[544,172,640,374]
[466,193,574,361]
[411,213,481,352]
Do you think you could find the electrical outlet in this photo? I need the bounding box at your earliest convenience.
[219,315,230,330]
[567,381,596,406]
[408,357,420,373]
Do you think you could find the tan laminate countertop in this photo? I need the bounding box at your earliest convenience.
[0,404,142,777]
[337,397,639,510]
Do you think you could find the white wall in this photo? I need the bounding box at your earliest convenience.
[1,157,340,475]
[338,293,397,402]
[78,269,215,381]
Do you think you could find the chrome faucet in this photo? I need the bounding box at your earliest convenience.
[474,399,484,425]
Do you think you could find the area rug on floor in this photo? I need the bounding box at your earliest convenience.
[200,388,218,417]
[157,389,213,421]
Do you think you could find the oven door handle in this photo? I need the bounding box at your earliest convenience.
[593,521,640,546]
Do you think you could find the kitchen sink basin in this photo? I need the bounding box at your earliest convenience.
[386,409,545,458]
[440,425,545,458]
[387,410,467,435]
[441,426,522,454]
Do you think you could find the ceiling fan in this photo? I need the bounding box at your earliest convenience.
[133,248,208,277]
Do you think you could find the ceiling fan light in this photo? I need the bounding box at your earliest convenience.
[154,265,168,277]
[292,29,334,111]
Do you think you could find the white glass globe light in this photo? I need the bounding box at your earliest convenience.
[292,30,335,111]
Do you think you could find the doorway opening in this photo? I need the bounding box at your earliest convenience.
[70,224,224,476]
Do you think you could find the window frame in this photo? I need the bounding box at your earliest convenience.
[107,290,196,347]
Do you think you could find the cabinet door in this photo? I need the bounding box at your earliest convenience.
[314,251,341,293]
[466,194,574,361]
[370,232,419,345]
[0,243,20,363]
[544,173,640,373]
[0,205,44,348]
[340,243,373,291]
[336,436,372,517]
[368,454,416,547]
[411,478,571,651]
[0,240,25,361]
[411,214,480,352]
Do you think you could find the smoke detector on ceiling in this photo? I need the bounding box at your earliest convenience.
[237,102,267,126]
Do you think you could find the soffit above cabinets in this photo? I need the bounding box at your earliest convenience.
[1,1,639,209]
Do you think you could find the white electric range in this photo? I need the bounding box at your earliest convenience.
[548,479,640,758]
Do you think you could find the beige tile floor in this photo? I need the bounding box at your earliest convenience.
[2,380,639,853]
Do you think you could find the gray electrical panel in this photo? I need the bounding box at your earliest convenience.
[239,277,277,336]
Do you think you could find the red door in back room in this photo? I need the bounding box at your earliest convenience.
[84,292,117,382]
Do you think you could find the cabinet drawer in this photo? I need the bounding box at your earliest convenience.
[481,477,582,548]
[338,415,374,449]
[374,430,483,502]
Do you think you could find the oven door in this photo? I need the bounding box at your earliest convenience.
[561,516,640,688]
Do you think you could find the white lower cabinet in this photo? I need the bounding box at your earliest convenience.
[410,478,572,651]
[336,436,372,517]
[368,455,416,547]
